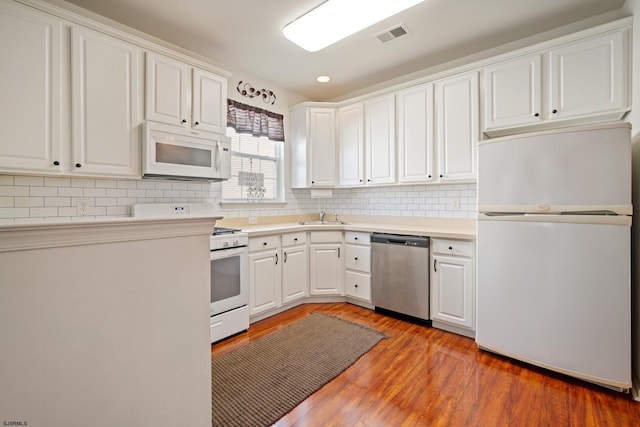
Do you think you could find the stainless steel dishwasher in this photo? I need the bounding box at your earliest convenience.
[371,233,430,324]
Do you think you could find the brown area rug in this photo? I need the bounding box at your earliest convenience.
[211,312,387,427]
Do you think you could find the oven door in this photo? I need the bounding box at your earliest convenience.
[210,246,248,316]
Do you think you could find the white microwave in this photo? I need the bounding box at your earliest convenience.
[142,121,231,181]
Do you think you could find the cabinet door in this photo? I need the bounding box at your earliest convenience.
[71,27,141,177]
[483,54,542,130]
[549,30,628,121]
[249,250,281,315]
[337,103,364,186]
[365,94,395,185]
[192,68,226,134]
[436,72,478,182]
[282,246,309,304]
[431,254,473,329]
[0,2,62,172]
[145,52,189,126]
[309,244,343,295]
[309,108,336,187]
[397,83,435,183]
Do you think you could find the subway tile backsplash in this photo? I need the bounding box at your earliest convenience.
[0,174,476,224]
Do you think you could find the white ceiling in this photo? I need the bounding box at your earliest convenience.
[54,0,626,101]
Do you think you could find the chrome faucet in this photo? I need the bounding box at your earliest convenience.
[320,210,325,222]
[334,212,339,222]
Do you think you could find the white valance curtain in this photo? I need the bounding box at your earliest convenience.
[226,99,285,142]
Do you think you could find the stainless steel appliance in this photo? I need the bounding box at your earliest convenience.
[477,123,631,390]
[371,233,430,324]
[142,121,231,181]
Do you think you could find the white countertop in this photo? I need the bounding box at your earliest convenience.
[235,216,476,240]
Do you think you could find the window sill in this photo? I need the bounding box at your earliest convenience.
[219,201,287,209]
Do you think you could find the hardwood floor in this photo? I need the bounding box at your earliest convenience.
[211,303,640,426]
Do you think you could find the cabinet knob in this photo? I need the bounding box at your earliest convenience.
[534,113,539,117]
[359,179,363,182]
[311,180,315,184]
[53,161,60,166]
[367,179,371,182]
[263,242,267,246]
[294,238,298,241]
[428,174,432,178]
[181,119,187,123]
[354,284,358,288]
[449,246,453,250]
[354,237,358,240]
[552,109,558,114]
[194,121,200,126]
[354,257,358,261]
[439,174,443,178]
[75,163,82,168]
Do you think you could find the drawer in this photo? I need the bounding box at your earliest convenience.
[432,238,474,257]
[345,244,371,273]
[282,231,306,247]
[344,270,371,302]
[310,231,342,243]
[249,235,280,252]
[345,231,370,245]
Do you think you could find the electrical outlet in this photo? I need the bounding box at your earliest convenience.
[452,198,461,209]
[248,217,258,225]
[77,199,89,216]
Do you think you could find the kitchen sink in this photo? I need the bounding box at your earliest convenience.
[298,220,349,226]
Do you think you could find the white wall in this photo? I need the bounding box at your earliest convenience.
[623,0,640,399]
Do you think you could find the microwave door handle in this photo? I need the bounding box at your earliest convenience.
[215,141,222,171]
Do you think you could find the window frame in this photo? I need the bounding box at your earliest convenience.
[220,127,285,205]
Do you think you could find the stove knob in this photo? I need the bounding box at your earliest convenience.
[223,241,229,248]
[233,239,239,246]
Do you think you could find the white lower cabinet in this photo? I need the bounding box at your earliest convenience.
[344,232,371,303]
[430,238,475,337]
[309,231,344,295]
[249,233,310,317]
[248,235,281,316]
[281,232,309,304]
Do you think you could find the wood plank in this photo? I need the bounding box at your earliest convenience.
[212,303,640,426]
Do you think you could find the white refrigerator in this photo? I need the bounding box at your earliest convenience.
[476,122,632,390]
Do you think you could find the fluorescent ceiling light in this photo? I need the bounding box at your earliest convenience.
[283,0,425,52]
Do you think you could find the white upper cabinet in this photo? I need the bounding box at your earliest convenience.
[71,26,141,177]
[364,94,395,185]
[337,103,365,186]
[484,26,629,135]
[483,54,542,130]
[397,72,478,184]
[397,83,435,183]
[435,71,478,182]
[0,1,62,173]
[548,30,627,122]
[145,52,188,127]
[290,106,336,188]
[146,52,226,135]
[192,68,226,134]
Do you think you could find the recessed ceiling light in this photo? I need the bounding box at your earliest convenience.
[283,0,425,52]
[316,75,331,83]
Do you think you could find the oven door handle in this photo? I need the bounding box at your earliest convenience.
[210,246,247,260]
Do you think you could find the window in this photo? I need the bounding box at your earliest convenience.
[222,128,283,201]
[224,99,285,203]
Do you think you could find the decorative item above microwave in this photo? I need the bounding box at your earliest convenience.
[142,122,231,181]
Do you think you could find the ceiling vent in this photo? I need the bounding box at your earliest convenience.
[374,24,410,44]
